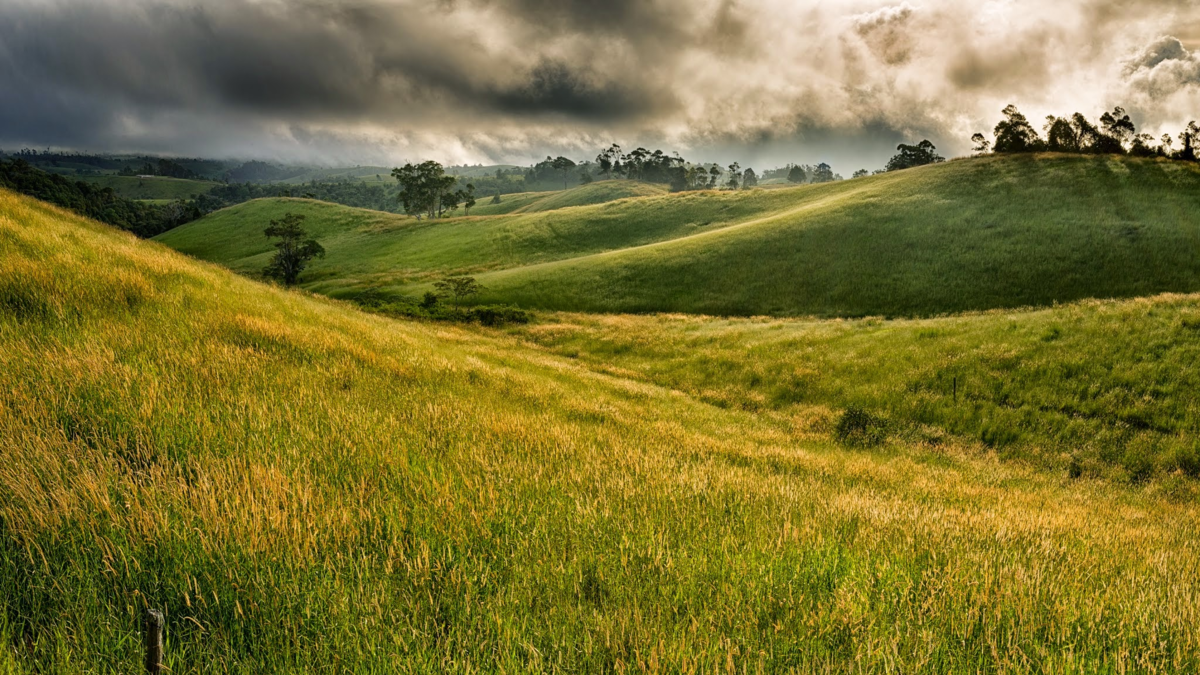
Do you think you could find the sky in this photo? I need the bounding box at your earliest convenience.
[2,0,1199,171]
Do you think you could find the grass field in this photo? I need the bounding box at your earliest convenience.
[77,175,220,201]
[469,182,668,216]
[516,300,1200,482]
[7,188,1200,671]
[159,154,1200,318]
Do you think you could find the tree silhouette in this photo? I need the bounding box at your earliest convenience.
[993,105,1044,153]
[885,140,945,172]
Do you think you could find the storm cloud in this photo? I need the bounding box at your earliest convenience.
[1,0,1198,168]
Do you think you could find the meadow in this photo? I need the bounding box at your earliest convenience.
[76,175,220,201]
[6,187,1200,672]
[160,154,1200,318]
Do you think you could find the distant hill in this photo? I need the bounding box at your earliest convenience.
[159,154,1200,317]
[76,175,220,201]
[470,180,668,215]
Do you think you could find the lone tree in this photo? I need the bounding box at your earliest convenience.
[742,167,758,188]
[885,140,945,171]
[263,213,324,286]
[434,275,483,306]
[787,164,807,183]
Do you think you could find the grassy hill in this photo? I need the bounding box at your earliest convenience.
[159,154,1200,318]
[8,187,1200,672]
[77,175,220,201]
[156,179,755,296]
[468,180,668,216]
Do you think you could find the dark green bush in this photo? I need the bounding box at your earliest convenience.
[834,406,887,447]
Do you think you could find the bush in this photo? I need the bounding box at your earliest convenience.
[834,406,888,447]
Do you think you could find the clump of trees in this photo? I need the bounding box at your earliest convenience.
[885,140,945,171]
[262,213,325,285]
[391,161,476,219]
[977,105,1200,160]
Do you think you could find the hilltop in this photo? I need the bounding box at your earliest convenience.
[159,154,1200,317]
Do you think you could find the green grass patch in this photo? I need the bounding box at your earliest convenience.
[77,175,220,200]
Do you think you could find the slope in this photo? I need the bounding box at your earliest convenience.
[6,188,1200,671]
[474,154,1200,316]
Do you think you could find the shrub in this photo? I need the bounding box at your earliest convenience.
[834,406,887,447]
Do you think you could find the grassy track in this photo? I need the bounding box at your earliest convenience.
[161,154,1200,318]
[6,189,1200,671]
[76,175,220,201]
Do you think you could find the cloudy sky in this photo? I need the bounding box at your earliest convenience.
[2,0,1199,170]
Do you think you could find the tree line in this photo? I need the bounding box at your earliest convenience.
[0,158,182,237]
[974,105,1200,159]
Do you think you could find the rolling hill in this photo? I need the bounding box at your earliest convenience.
[77,175,221,201]
[159,154,1200,318]
[7,186,1200,671]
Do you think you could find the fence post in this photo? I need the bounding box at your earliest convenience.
[953,376,958,403]
[145,609,163,674]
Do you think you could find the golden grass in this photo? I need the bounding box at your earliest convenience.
[3,189,1200,672]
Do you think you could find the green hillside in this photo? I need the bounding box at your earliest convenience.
[156,181,784,296]
[77,175,220,200]
[158,154,1200,318]
[8,188,1200,671]
[475,154,1200,316]
[468,180,668,216]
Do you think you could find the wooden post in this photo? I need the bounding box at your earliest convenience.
[953,376,958,403]
[145,609,163,674]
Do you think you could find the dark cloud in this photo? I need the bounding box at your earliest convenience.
[0,0,1197,167]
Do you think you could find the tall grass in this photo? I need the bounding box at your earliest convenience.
[5,189,1200,672]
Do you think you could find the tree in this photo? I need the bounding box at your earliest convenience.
[392,161,456,219]
[993,105,1044,153]
[550,156,577,189]
[434,276,482,306]
[707,166,721,189]
[787,164,807,183]
[971,133,992,155]
[596,144,621,180]
[725,162,741,190]
[460,183,477,215]
[1044,116,1081,153]
[1099,106,1136,151]
[1130,133,1158,157]
[852,169,870,179]
[579,170,594,185]
[885,140,945,171]
[262,213,325,286]
[1178,122,1200,161]
[742,167,758,188]
[811,163,835,183]
[491,191,502,205]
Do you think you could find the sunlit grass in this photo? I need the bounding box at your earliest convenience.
[5,189,1200,672]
